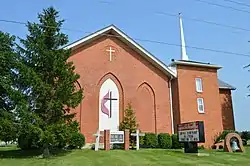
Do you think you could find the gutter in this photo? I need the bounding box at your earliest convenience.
[169,76,175,134]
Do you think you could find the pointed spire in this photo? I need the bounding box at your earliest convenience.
[179,13,189,61]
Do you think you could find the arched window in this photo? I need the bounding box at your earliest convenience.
[99,78,119,131]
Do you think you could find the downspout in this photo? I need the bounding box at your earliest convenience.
[169,76,175,134]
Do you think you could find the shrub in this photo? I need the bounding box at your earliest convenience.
[158,133,172,149]
[240,131,250,142]
[242,139,247,146]
[171,134,184,149]
[112,144,124,149]
[214,130,238,144]
[144,133,158,148]
[139,135,145,146]
[68,132,85,149]
[198,145,205,150]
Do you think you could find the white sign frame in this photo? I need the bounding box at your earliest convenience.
[110,131,124,144]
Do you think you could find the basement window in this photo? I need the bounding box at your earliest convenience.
[197,98,205,113]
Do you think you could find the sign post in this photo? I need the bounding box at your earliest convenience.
[177,121,205,153]
[94,130,130,151]
[93,129,103,151]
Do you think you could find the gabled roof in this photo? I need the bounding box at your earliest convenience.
[218,79,236,90]
[64,25,176,77]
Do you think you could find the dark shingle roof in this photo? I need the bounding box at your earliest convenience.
[218,79,236,90]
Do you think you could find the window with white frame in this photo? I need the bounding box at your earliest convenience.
[197,98,205,113]
[195,78,203,92]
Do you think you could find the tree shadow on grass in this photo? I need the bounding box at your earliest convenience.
[0,148,72,159]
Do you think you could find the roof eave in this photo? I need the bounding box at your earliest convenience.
[219,87,236,90]
[170,61,222,69]
[64,25,115,50]
[64,25,177,78]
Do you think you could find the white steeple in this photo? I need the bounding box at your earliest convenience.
[179,13,189,61]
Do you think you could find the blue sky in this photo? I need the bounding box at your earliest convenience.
[1,0,249,131]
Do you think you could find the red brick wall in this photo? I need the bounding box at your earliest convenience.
[171,78,180,133]
[173,65,223,148]
[69,36,172,143]
[219,89,235,130]
[134,83,156,133]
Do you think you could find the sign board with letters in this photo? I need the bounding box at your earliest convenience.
[177,121,205,143]
[110,131,124,144]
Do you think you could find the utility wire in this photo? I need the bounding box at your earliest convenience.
[104,34,250,58]
[0,19,88,33]
[222,0,250,8]
[191,0,250,14]
[98,1,250,33]
[156,12,250,32]
[1,18,250,58]
[0,19,26,25]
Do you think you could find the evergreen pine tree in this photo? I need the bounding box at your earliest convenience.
[120,103,137,148]
[119,103,137,133]
[0,32,18,143]
[17,7,83,155]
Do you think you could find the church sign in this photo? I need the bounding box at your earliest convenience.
[177,121,205,143]
[110,131,124,144]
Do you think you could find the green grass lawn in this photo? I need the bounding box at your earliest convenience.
[0,146,250,166]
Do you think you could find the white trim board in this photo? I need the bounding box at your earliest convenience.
[170,60,222,69]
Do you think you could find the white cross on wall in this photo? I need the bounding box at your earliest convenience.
[106,46,115,61]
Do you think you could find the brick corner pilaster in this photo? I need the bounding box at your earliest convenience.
[124,129,130,150]
[104,130,110,151]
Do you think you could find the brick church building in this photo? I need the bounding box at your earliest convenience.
[65,17,236,148]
